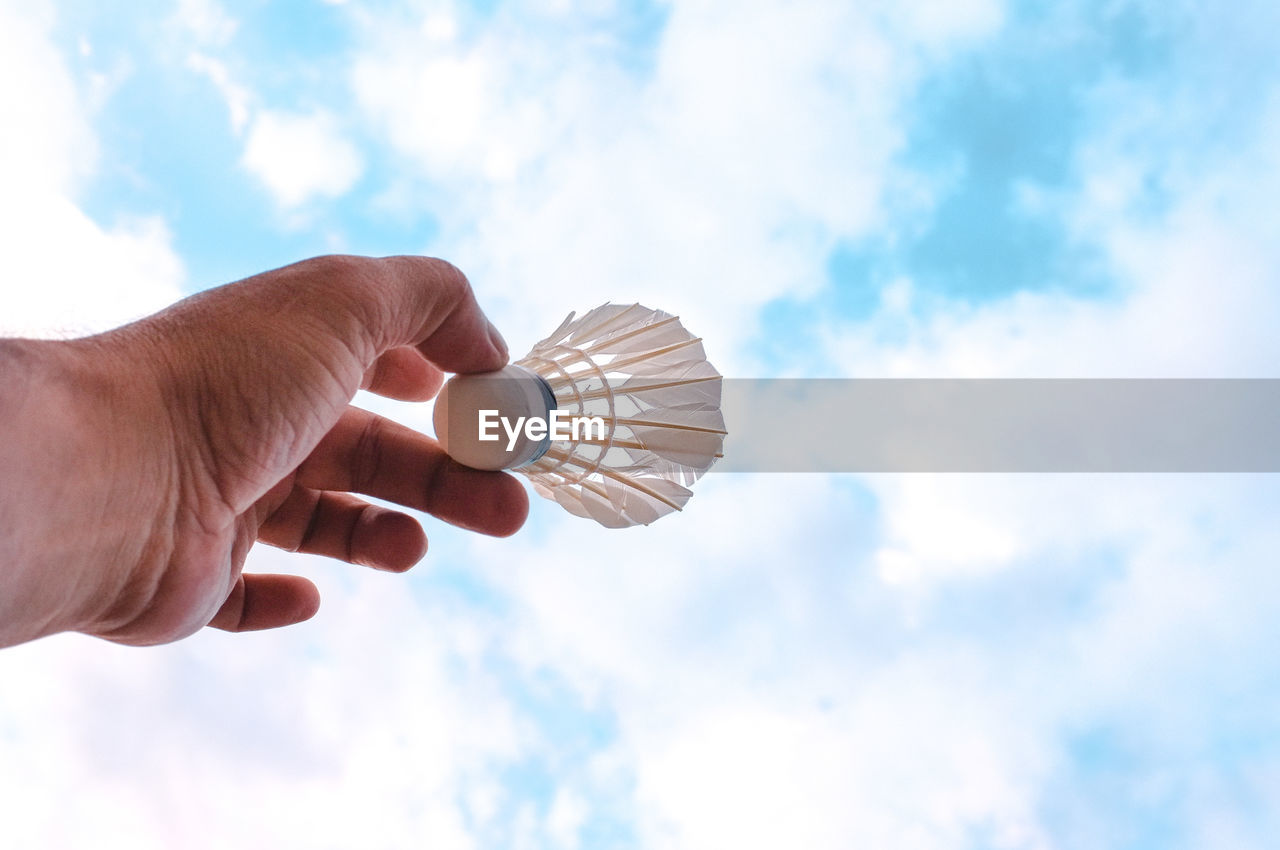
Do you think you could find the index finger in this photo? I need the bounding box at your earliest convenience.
[296,405,529,537]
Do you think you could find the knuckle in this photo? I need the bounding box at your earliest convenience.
[420,452,451,515]
[431,259,474,309]
[289,255,387,360]
[289,489,324,555]
[298,253,367,283]
[350,415,387,493]
[295,255,380,312]
[427,256,470,290]
[288,254,478,353]
[348,502,378,563]
[387,255,473,305]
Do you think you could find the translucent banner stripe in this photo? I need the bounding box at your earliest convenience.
[715,379,1280,472]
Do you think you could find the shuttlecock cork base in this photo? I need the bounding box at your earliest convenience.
[432,303,726,528]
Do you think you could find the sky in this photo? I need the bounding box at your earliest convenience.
[2,0,1280,847]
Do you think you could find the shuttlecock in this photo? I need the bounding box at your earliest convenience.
[432,303,726,528]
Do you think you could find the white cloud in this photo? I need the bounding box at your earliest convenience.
[170,9,363,210]
[0,0,95,197]
[460,472,1076,849]
[801,0,1280,625]
[886,0,1005,51]
[171,0,238,47]
[186,51,253,134]
[0,199,184,338]
[545,787,588,849]
[355,51,510,180]
[165,0,254,136]
[241,109,365,209]
[349,0,1006,365]
[0,0,183,337]
[0,549,531,850]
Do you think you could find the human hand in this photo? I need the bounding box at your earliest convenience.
[0,255,528,648]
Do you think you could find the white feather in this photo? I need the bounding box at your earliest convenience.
[515,303,726,528]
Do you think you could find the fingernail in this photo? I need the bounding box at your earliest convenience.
[486,319,509,361]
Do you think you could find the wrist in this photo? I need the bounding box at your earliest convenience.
[0,335,178,646]
[0,338,75,644]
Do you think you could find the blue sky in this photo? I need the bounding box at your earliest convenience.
[3,0,1280,848]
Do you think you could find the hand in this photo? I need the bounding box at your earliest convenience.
[0,255,528,648]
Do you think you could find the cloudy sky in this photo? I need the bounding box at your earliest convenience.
[3,0,1280,847]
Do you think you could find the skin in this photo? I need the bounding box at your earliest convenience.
[0,255,529,648]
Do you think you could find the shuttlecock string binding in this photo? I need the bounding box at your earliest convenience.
[514,303,726,528]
